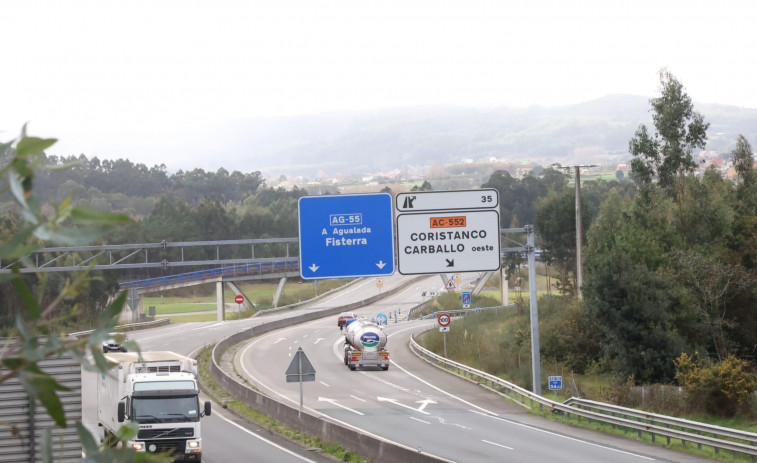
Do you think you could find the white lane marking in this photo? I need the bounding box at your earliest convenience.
[318,397,365,416]
[319,381,330,387]
[273,337,286,344]
[469,410,655,460]
[381,324,501,417]
[377,397,430,415]
[211,408,319,462]
[303,334,309,338]
[238,302,456,463]
[482,439,513,450]
[350,395,367,403]
[359,371,411,392]
[410,416,431,425]
[294,340,299,344]
[314,338,325,345]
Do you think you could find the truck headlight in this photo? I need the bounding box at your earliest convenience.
[186,440,201,453]
[132,442,144,451]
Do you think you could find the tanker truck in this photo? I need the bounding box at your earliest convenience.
[343,318,390,371]
[97,351,211,461]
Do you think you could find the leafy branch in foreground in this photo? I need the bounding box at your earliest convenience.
[1,126,169,462]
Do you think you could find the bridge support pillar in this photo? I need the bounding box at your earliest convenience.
[128,288,142,323]
[472,271,494,297]
[216,281,225,321]
[272,277,287,308]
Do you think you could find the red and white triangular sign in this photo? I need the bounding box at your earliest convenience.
[445,278,456,290]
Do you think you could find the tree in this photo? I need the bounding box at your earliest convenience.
[732,134,756,191]
[411,180,433,191]
[629,69,709,199]
[0,126,169,461]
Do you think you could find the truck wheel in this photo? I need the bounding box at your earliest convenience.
[349,365,356,371]
[381,365,389,371]
[102,347,108,353]
[343,355,348,365]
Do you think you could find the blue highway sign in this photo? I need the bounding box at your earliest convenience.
[462,291,471,309]
[376,313,388,325]
[298,193,395,279]
[548,376,562,390]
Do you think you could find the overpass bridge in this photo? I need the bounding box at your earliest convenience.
[118,260,300,322]
[0,238,302,322]
[1,229,537,323]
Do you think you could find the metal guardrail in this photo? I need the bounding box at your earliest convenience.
[251,278,360,317]
[564,398,757,450]
[409,334,757,461]
[68,318,170,338]
[419,305,513,320]
[118,259,299,290]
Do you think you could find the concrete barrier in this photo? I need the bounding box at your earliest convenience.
[208,276,452,463]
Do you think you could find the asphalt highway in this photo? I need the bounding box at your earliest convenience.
[235,275,716,463]
[80,275,418,462]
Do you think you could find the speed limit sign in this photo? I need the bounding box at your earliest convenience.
[437,313,451,327]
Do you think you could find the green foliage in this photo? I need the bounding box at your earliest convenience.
[0,126,169,461]
[482,168,568,228]
[539,298,601,373]
[629,68,709,197]
[675,353,757,417]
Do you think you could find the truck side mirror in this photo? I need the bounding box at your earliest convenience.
[204,401,211,417]
[117,402,125,423]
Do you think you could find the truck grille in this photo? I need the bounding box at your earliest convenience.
[139,428,194,439]
[144,438,187,455]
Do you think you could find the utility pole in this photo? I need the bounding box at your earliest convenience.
[561,164,599,299]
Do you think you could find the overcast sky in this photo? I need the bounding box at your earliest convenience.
[2,1,756,172]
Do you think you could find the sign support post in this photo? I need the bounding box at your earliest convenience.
[437,313,451,357]
[298,353,303,417]
[285,347,316,418]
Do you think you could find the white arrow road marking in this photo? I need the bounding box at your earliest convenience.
[377,397,431,415]
[314,338,325,345]
[376,260,387,269]
[273,338,286,344]
[482,440,513,450]
[309,263,319,272]
[318,397,364,415]
[415,398,437,413]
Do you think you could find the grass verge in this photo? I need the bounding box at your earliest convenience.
[196,344,371,463]
[426,349,754,462]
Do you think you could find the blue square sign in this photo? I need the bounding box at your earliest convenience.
[298,193,395,279]
[548,376,562,390]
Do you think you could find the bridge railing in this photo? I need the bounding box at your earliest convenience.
[409,334,757,461]
[119,259,299,290]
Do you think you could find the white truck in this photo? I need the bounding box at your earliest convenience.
[97,351,211,462]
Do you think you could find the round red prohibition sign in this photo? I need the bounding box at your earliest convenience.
[437,313,451,327]
[235,295,244,304]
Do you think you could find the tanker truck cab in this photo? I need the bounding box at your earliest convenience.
[99,352,210,462]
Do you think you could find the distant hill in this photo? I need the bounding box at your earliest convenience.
[214,95,757,178]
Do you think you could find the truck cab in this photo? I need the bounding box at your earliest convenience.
[99,352,211,462]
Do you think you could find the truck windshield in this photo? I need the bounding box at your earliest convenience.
[132,396,200,423]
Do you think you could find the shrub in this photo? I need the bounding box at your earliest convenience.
[675,353,757,416]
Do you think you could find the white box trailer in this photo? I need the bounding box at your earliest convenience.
[97,352,210,462]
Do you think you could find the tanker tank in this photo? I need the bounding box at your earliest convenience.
[342,318,389,371]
